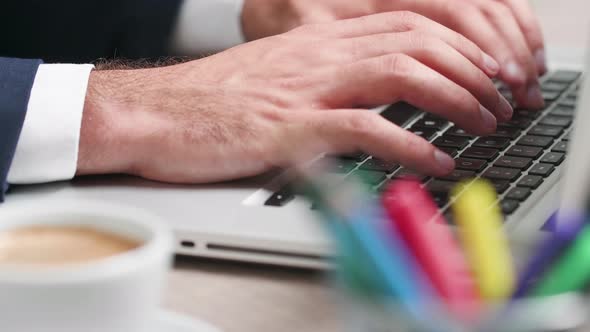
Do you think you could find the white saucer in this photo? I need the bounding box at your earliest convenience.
[154,310,221,332]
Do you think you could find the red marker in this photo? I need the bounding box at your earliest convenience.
[382,179,480,320]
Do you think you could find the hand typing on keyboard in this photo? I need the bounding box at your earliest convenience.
[80,12,515,183]
[243,0,546,109]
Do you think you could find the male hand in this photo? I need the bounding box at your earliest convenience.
[78,12,512,184]
[243,0,546,109]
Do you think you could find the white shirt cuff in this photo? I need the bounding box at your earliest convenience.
[7,64,94,184]
[170,0,246,55]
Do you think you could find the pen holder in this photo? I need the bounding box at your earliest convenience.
[336,289,590,332]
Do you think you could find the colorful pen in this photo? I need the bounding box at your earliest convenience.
[382,180,480,320]
[533,224,590,296]
[451,180,515,301]
[298,168,434,320]
[513,212,586,298]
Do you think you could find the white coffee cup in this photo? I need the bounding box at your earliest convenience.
[0,200,174,332]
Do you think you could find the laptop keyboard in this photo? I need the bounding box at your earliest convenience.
[264,70,581,221]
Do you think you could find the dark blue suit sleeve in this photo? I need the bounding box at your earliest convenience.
[0,57,42,202]
[0,0,183,63]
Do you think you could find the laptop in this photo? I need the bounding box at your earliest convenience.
[3,33,590,270]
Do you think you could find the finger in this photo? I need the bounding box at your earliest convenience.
[460,0,543,109]
[320,53,498,136]
[499,0,547,74]
[303,11,500,77]
[305,110,456,176]
[338,31,512,121]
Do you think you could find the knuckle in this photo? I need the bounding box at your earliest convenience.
[402,133,430,159]
[406,30,428,50]
[484,2,511,18]
[347,112,380,137]
[395,11,424,31]
[453,88,479,113]
[379,53,414,77]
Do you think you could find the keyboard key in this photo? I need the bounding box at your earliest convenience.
[501,199,520,215]
[514,109,541,119]
[559,99,577,108]
[312,158,357,173]
[548,70,581,83]
[265,188,295,207]
[494,156,533,170]
[529,125,564,138]
[360,158,400,173]
[506,187,532,201]
[550,105,576,117]
[438,169,476,182]
[529,163,555,177]
[336,152,368,162]
[380,102,421,127]
[427,180,456,199]
[539,115,572,128]
[410,128,438,141]
[455,158,487,172]
[552,141,568,153]
[412,118,448,130]
[506,145,543,159]
[353,170,387,185]
[445,126,475,138]
[431,193,449,208]
[438,147,459,158]
[540,152,565,165]
[541,81,569,92]
[433,136,471,149]
[518,175,543,189]
[473,137,511,150]
[490,180,511,194]
[393,168,429,183]
[483,167,521,181]
[504,116,533,129]
[542,91,561,102]
[517,135,554,148]
[492,126,521,139]
[461,147,499,160]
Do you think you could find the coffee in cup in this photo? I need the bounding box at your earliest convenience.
[0,225,142,266]
[0,200,174,332]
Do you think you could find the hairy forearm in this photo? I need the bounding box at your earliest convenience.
[77,69,162,177]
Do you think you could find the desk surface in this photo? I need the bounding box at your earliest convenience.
[163,257,340,332]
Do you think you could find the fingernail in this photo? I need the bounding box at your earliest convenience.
[483,53,500,75]
[434,149,455,173]
[480,105,497,131]
[504,61,526,85]
[497,92,514,120]
[535,49,547,73]
[527,83,545,109]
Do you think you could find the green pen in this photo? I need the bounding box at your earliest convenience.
[533,224,590,296]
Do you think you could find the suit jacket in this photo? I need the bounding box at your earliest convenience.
[0,0,183,202]
[0,0,183,63]
[0,58,42,202]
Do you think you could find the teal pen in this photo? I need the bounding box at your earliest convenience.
[298,172,436,320]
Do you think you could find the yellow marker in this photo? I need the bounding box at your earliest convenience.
[451,180,515,301]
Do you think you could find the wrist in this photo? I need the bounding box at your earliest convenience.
[76,69,155,177]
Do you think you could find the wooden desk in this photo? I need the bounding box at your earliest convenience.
[163,257,341,332]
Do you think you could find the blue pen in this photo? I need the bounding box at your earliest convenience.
[346,203,435,318]
[513,211,586,298]
[297,168,433,317]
